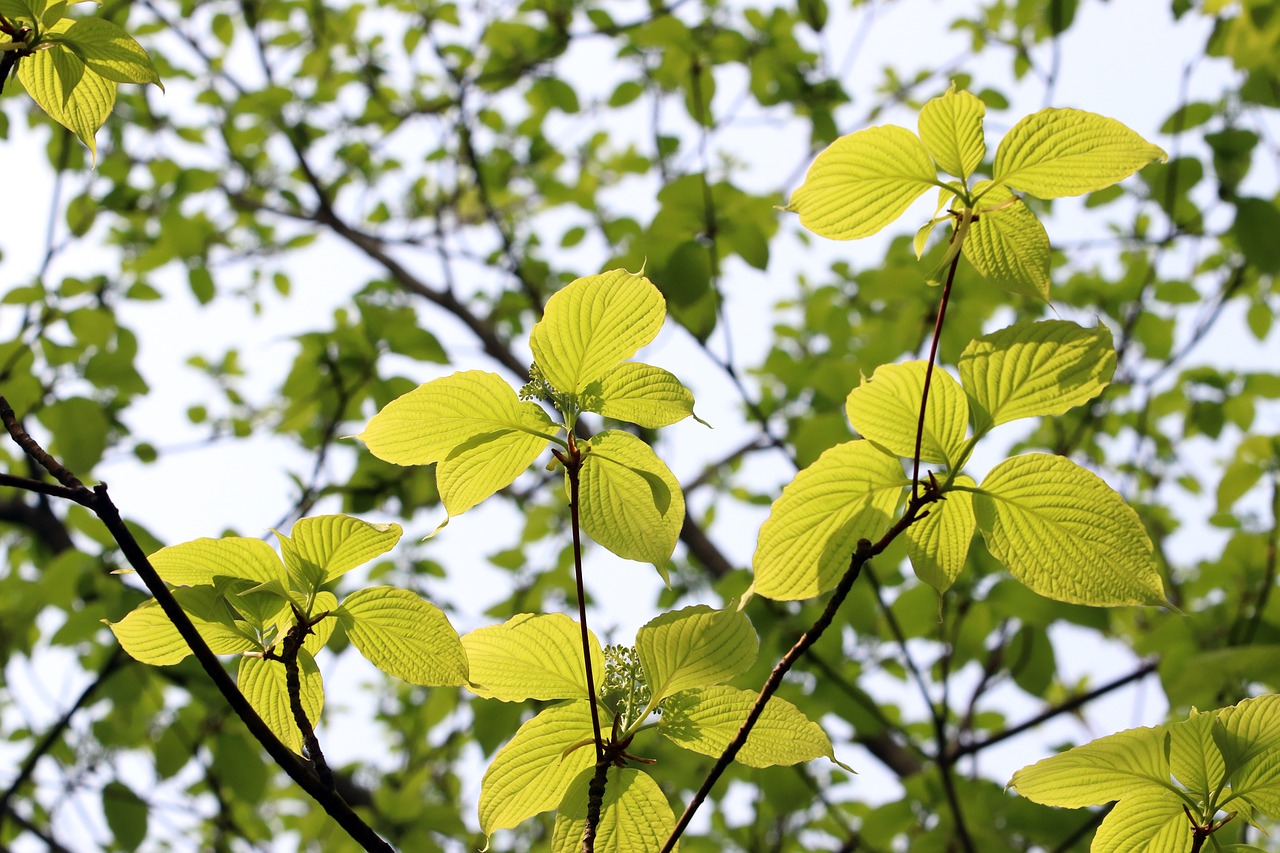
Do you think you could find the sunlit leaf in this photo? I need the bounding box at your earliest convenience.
[844,361,969,468]
[636,605,757,703]
[301,591,338,658]
[1216,694,1280,813]
[904,475,976,593]
[18,39,113,161]
[1168,709,1223,800]
[106,587,256,665]
[962,182,1051,301]
[337,587,467,686]
[237,651,323,755]
[578,430,684,571]
[918,83,985,179]
[56,17,163,87]
[1090,787,1189,853]
[1009,724,1172,807]
[148,537,283,586]
[552,768,677,853]
[586,362,699,428]
[277,514,402,590]
[462,613,603,702]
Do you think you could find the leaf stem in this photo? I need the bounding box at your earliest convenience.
[269,610,332,789]
[911,248,962,498]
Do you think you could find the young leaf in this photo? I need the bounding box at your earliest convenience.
[785,125,939,240]
[237,651,324,755]
[337,587,467,687]
[585,362,700,428]
[578,430,685,572]
[635,605,758,703]
[17,42,114,161]
[845,361,969,468]
[918,83,986,180]
[1216,694,1280,812]
[903,475,976,594]
[961,183,1051,301]
[658,685,841,768]
[1089,787,1190,853]
[552,768,677,853]
[55,18,162,87]
[529,269,666,395]
[357,370,556,516]
[1168,709,1224,800]
[974,454,1166,606]
[1009,724,1172,807]
[277,514,402,590]
[991,108,1167,199]
[479,700,598,835]
[106,588,256,665]
[148,537,283,586]
[957,320,1116,436]
[462,613,604,702]
[301,590,338,657]
[753,441,905,600]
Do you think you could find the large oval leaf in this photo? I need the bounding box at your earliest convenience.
[636,605,757,703]
[974,454,1165,606]
[462,613,604,702]
[107,587,257,665]
[552,768,676,853]
[337,587,467,686]
[918,84,986,180]
[277,514,402,589]
[149,537,282,586]
[237,651,324,755]
[578,430,684,572]
[963,182,1051,301]
[785,125,938,240]
[586,362,699,428]
[753,441,905,600]
[1010,724,1171,808]
[658,685,839,768]
[845,361,969,468]
[18,36,114,162]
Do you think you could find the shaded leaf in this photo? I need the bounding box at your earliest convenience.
[237,651,323,755]
[963,182,1051,300]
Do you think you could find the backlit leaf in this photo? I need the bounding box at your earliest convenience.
[148,537,283,586]
[277,514,402,589]
[530,269,666,395]
[106,587,256,665]
[904,475,976,593]
[958,320,1116,436]
[845,361,969,468]
[57,17,162,87]
[992,108,1166,198]
[578,430,685,571]
[337,587,466,686]
[1216,694,1280,812]
[301,591,338,658]
[237,650,323,755]
[552,768,676,853]
[974,454,1166,606]
[963,182,1051,301]
[1169,709,1224,799]
[658,685,839,768]
[785,125,939,240]
[462,613,603,702]
[1009,724,1171,807]
[636,605,758,703]
[18,40,114,161]
[587,362,698,428]
[753,441,905,600]
[918,83,985,179]
[479,700,598,834]
[1090,787,1189,853]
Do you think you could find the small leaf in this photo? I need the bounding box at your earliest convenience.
[636,605,758,703]
[278,514,402,589]
[552,768,677,853]
[957,320,1116,436]
[844,361,969,468]
[102,780,148,851]
[578,430,684,570]
[479,700,598,835]
[530,269,666,395]
[18,41,114,161]
[991,108,1167,199]
[753,441,904,600]
[962,182,1051,301]
[462,613,604,702]
[974,454,1166,606]
[658,685,840,768]
[337,587,467,686]
[785,125,939,240]
[918,83,986,179]
[1009,724,1172,807]
[237,651,323,755]
[148,537,283,586]
[586,362,699,428]
[904,475,976,594]
[57,17,163,88]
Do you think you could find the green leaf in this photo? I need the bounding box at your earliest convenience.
[530,269,666,395]
[904,475,976,594]
[301,591,338,657]
[277,514,402,589]
[974,454,1166,606]
[56,17,163,88]
[1169,709,1224,800]
[1009,724,1172,807]
[918,83,986,180]
[357,370,556,517]
[148,537,283,586]
[753,441,905,600]
[636,605,758,703]
[102,780,148,851]
[991,108,1167,199]
[479,700,598,835]
[106,587,256,665]
[962,182,1051,301]
[1216,694,1280,813]
[552,768,677,853]
[462,613,604,701]
[39,395,108,474]
[844,361,969,468]
[1090,787,1190,853]
[237,651,323,755]
[785,125,938,240]
[658,685,839,768]
[586,362,700,428]
[957,320,1116,436]
[578,430,685,571]
[18,42,114,161]
[337,587,467,687]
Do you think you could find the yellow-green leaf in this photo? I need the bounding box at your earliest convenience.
[904,475,976,594]
[357,370,556,516]
[57,18,162,88]
[958,320,1116,436]
[1216,694,1280,812]
[658,685,839,768]
[974,454,1165,606]
[844,361,969,468]
[785,125,938,240]
[148,537,283,586]
[530,269,666,395]
[18,41,113,161]
[277,514,402,589]
[753,441,905,600]
[962,182,1051,301]
[237,651,323,755]
[1009,724,1171,807]
[552,768,677,853]
[578,430,684,571]
[301,591,338,658]
[636,605,757,703]
[586,362,699,428]
[1090,787,1189,853]
[106,587,256,665]
[337,587,467,687]
[462,613,604,702]
[479,700,598,835]
[1169,709,1224,800]
[992,108,1167,199]
[918,83,986,180]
